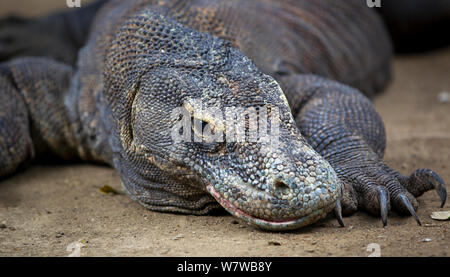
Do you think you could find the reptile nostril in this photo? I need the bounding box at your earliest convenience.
[274,179,290,195]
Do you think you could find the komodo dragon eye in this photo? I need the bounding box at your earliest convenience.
[192,118,212,138]
[191,117,225,152]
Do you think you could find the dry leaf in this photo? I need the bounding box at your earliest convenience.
[430,211,450,221]
[99,185,122,195]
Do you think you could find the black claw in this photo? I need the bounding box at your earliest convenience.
[334,198,344,227]
[430,171,447,208]
[399,194,421,226]
[438,186,447,208]
[377,187,389,228]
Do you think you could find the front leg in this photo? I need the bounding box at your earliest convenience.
[280,74,446,226]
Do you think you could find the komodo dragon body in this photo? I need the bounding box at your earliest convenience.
[0,0,447,230]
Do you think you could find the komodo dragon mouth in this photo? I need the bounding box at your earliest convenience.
[207,184,338,231]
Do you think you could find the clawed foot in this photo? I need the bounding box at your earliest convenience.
[285,74,446,228]
[334,161,446,227]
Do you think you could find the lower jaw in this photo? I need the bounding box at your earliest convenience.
[206,184,332,231]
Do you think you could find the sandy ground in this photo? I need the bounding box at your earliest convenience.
[0,1,449,257]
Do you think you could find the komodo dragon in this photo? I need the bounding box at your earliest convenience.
[0,0,447,230]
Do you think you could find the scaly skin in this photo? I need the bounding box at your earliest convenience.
[0,0,446,230]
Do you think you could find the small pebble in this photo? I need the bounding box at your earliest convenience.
[173,234,184,240]
[268,241,281,246]
[423,238,432,242]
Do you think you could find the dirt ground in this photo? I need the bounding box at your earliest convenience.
[0,1,449,257]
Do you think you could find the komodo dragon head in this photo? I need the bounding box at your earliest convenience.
[103,10,341,230]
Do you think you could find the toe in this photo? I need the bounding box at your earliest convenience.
[382,165,447,208]
[377,186,389,227]
[334,197,345,227]
[340,181,358,215]
[404,169,447,208]
[398,194,421,225]
[350,174,391,226]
